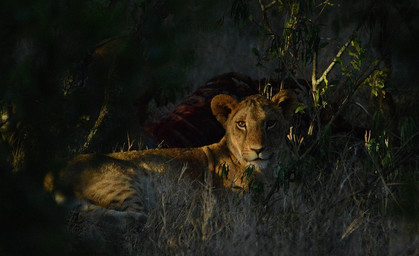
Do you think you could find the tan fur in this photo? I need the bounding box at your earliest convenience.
[52,90,297,215]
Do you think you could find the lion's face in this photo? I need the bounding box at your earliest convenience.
[211,90,297,185]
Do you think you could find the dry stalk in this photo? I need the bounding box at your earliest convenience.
[201,182,215,241]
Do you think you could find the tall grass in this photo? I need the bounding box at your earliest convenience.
[67,134,418,255]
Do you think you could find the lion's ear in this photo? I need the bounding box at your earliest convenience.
[271,90,297,120]
[211,94,238,127]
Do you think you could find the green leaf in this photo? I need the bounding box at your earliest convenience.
[350,60,360,71]
[348,50,358,59]
[244,165,255,178]
[295,104,307,113]
[319,41,329,49]
[352,39,362,54]
[328,80,339,87]
[334,56,343,65]
[252,47,260,57]
[219,163,229,179]
[278,4,284,12]
[315,90,320,105]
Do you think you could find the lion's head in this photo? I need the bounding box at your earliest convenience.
[211,90,297,186]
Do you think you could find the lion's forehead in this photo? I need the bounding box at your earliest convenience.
[232,101,280,122]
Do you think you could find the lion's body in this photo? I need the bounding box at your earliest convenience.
[51,91,297,218]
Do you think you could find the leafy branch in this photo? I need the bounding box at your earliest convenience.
[311,37,352,105]
[258,0,278,38]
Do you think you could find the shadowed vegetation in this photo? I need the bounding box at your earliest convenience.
[0,0,418,255]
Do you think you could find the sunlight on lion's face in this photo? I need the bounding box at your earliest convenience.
[211,90,297,191]
[224,95,288,182]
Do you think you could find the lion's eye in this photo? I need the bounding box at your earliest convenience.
[236,121,246,129]
[266,120,277,129]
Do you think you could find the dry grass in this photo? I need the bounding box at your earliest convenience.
[66,136,418,256]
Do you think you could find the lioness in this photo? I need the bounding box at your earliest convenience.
[48,90,296,218]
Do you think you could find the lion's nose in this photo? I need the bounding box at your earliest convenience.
[251,146,264,155]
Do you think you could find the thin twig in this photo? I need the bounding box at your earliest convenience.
[312,51,318,105]
[315,37,352,86]
[81,90,110,152]
[313,0,376,88]
[264,0,278,9]
[259,0,277,38]
[81,65,115,153]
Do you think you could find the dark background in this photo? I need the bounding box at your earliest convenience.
[1,1,418,254]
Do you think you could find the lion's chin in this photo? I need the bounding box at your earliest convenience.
[248,159,270,170]
[245,153,274,170]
